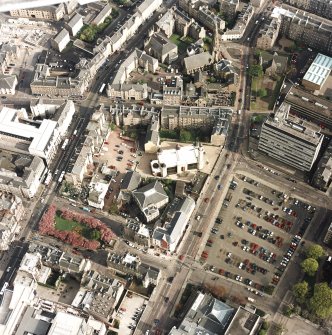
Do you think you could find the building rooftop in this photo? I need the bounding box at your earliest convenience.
[121,171,141,191]
[184,52,212,72]
[285,85,332,120]
[303,53,332,88]
[171,292,234,335]
[157,145,201,169]
[48,311,86,335]
[225,306,260,335]
[67,12,83,28]
[133,181,168,209]
[265,102,323,145]
[53,28,69,44]
[0,107,58,155]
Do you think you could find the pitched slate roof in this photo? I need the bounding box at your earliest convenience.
[133,181,168,209]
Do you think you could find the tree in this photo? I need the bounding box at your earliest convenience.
[257,88,267,97]
[301,258,319,276]
[309,282,332,319]
[293,281,309,303]
[306,244,324,260]
[179,129,193,143]
[248,65,263,77]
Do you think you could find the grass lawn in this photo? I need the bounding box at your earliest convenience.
[250,75,284,111]
[170,34,191,54]
[55,214,101,240]
[55,215,84,231]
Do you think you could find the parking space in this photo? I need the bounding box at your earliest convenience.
[116,292,147,335]
[201,172,315,294]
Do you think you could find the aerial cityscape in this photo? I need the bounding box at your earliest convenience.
[0,0,331,334]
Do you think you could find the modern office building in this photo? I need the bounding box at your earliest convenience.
[302,53,332,91]
[284,86,332,130]
[258,103,324,171]
[0,107,60,163]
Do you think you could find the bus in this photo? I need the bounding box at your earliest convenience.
[99,83,106,94]
[61,138,69,150]
[0,282,9,295]
[44,172,52,186]
[58,171,65,183]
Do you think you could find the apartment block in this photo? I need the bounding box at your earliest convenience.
[283,0,332,20]
[0,192,24,250]
[9,4,65,21]
[161,105,232,130]
[197,5,226,32]
[256,16,281,50]
[274,6,332,56]
[258,103,324,171]
[219,0,239,22]
[222,4,254,41]
[0,150,46,198]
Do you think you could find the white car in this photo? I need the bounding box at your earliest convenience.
[235,275,243,282]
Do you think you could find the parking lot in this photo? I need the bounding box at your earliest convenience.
[116,291,147,335]
[94,129,141,209]
[201,172,315,294]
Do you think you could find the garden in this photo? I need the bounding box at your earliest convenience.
[39,205,115,250]
[285,244,332,324]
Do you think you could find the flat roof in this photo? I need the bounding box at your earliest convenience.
[0,107,57,154]
[158,145,200,168]
[265,103,323,145]
[303,53,332,87]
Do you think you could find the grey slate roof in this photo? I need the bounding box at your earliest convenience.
[121,171,141,191]
[133,181,168,209]
[0,75,16,89]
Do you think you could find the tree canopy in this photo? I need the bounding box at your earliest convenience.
[309,282,332,319]
[248,64,263,77]
[293,281,308,303]
[301,258,319,276]
[306,244,324,260]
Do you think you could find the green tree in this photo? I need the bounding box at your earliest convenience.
[309,282,332,319]
[306,244,324,260]
[293,281,309,303]
[257,88,267,97]
[301,258,319,276]
[179,129,193,142]
[248,65,263,77]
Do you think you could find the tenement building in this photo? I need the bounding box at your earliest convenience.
[258,103,324,171]
[283,0,332,20]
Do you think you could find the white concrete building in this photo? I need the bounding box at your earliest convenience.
[0,107,60,163]
[87,179,109,209]
[151,143,206,177]
[51,28,70,52]
[0,268,37,335]
[65,12,84,36]
[258,103,324,171]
